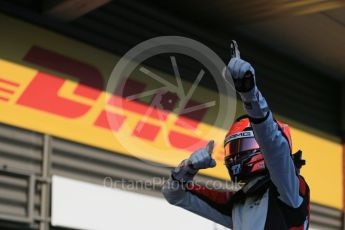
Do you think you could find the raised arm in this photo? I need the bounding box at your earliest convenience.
[161,141,233,228]
[225,41,302,208]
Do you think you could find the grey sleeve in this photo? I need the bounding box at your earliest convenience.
[241,88,303,208]
[161,177,233,228]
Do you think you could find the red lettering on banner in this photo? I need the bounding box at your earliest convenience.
[0,78,20,87]
[24,46,103,100]
[108,95,169,121]
[94,110,126,131]
[109,79,209,150]
[168,131,208,152]
[0,96,9,102]
[175,100,208,130]
[18,46,211,152]
[133,122,161,141]
[0,87,15,94]
[0,77,19,102]
[17,72,91,118]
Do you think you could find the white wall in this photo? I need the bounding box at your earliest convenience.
[51,176,228,230]
[51,176,319,230]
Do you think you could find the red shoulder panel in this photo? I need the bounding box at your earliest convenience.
[187,184,234,204]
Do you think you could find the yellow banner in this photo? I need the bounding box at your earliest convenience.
[0,14,342,209]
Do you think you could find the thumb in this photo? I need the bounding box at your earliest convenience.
[206,140,214,155]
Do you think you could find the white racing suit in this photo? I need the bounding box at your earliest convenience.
[162,88,310,230]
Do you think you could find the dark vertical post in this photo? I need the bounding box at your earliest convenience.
[40,135,52,230]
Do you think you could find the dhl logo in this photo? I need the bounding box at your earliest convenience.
[0,46,227,164]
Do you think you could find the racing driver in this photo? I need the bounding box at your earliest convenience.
[162,41,310,230]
